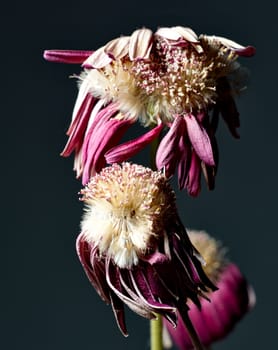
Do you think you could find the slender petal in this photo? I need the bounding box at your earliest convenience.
[61,93,95,157]
[105,123,163,164]
[186,151,202,197]
[82,117,132,184]
[43,49,92,64]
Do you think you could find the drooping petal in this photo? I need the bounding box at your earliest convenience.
[76,234,110,303]
[156,116,186,176]
[105,123,163,164]
[82,116,132,184]
[185,150,202,197]
[177,134,191,190]
[106,260,156,320]
[129,28,153,60]
[185,114,215,166]
[43,49,93,64]
[82,47,113,69]
[109,291,128,337]
[61,93,95,157]
[217,78,240,138]
[104,36,130,60]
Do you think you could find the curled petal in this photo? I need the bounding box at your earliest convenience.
[185,114,215,166]
[82,116,132,184]
[76,234,110,303]
[43,49,92,64]
[104,36,130,60]
[110,292,128,337]
[209,35,256,56]
[105,123,163,164]
[129,28,153,60]
[82,47,112,68]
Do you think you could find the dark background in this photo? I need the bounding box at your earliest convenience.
[1,0,276,349]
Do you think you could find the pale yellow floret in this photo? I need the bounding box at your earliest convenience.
[81,163,175,268]
[78,36,240,127]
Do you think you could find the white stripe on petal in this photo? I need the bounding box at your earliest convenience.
[104,36,130,60]
[129,28,153,61]
[83,47,112,68]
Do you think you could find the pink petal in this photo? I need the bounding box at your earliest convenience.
[43,49,93,64]
[156,116,185,174]
[61,93,95,157]
[177,135,191,190]
[82,117,132,184]
[82,47,112,68]
[185,114,215,166]
[82,103,119,165]
[104,36,130,60]
[105,123,163,164]
[186,151,201,197]
[129,28,153,60]
[76,234,110,303]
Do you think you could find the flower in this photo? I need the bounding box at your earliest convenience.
[44,26,255,193]
[164,230,256,349]
[76,163,216,343]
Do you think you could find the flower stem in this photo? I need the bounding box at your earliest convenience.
[150,314,163,350]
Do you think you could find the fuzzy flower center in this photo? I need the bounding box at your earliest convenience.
[188,229,227,282]
[80,163,176,268]
[86,36,238,126]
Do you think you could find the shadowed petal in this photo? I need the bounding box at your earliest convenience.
[104,36,130,59]
[43,49,92,64]
[185,114,215,166]
[129,28,153,60]
[105,123,163,164]
[109,291,128,337]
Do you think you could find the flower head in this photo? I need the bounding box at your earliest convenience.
[76,163,216,337]
[44,26,255,193]
[164,230,256,349]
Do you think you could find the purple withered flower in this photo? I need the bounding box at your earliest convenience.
[76,163,216,343]
[164,230,256,349]
[44,26,255,193]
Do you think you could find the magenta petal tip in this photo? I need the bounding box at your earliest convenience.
[43,49,93,64]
